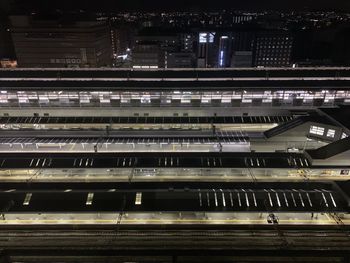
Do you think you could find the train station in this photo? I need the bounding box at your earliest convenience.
[0,68,350,262]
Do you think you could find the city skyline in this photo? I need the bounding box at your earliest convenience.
[6,0,350,13]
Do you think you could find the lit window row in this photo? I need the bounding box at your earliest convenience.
[0,90,349,107]
[310,126,337,138]
[310,125,325,136]
[326,129,335,138]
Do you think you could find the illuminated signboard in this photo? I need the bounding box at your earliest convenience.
[199,32,215,43]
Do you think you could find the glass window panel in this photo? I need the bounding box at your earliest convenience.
[326,129,335,138]
[310,125,324,136]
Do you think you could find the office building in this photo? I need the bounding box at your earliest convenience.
[231,51,253,67]
[253,32,293,67]
[197,32,216,67]
[10,16,112,67]
[0,19,14,60]
[167,52,196,68]
[180,33,196,52]
[113,26,136,56]
[232,30,255,52]
[133,29,181,68]
[132,41,161,68]
[217,35,233,67]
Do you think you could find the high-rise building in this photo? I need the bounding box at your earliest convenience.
[217,35,233,68]
[133,29,180,68]
[180,33,195,52]
[332,28,350,66]
[10,16,112,68]
[229,30,255,67]
[232,30,255,52]
[197,32,216,67]
[167,52,196,68]
[113,26,137,56]
[231,51,253,67]
[132,41,161,68]
[253,32,293,67]
[110,28,117,57]
[197,32,234,68]
[0,16,15,60]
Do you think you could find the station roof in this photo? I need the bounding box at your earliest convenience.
[1,68,350,90]
[0,115,292,125]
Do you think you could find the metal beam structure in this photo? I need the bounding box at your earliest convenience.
[0,151,310,169]
[0,182,346,213]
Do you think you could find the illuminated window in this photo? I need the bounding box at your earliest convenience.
[23,193,32,206]
[86,193,94,205]
[342,133,348,139]
[326,129,335,138]
[135,192,142,205]
[310,125,325,136]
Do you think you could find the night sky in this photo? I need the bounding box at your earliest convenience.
[9,0,350,12]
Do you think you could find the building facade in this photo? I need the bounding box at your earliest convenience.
[10,16,112,68]
[132,41,161,68]
[253,32,293,67]
[167,52,196,68]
